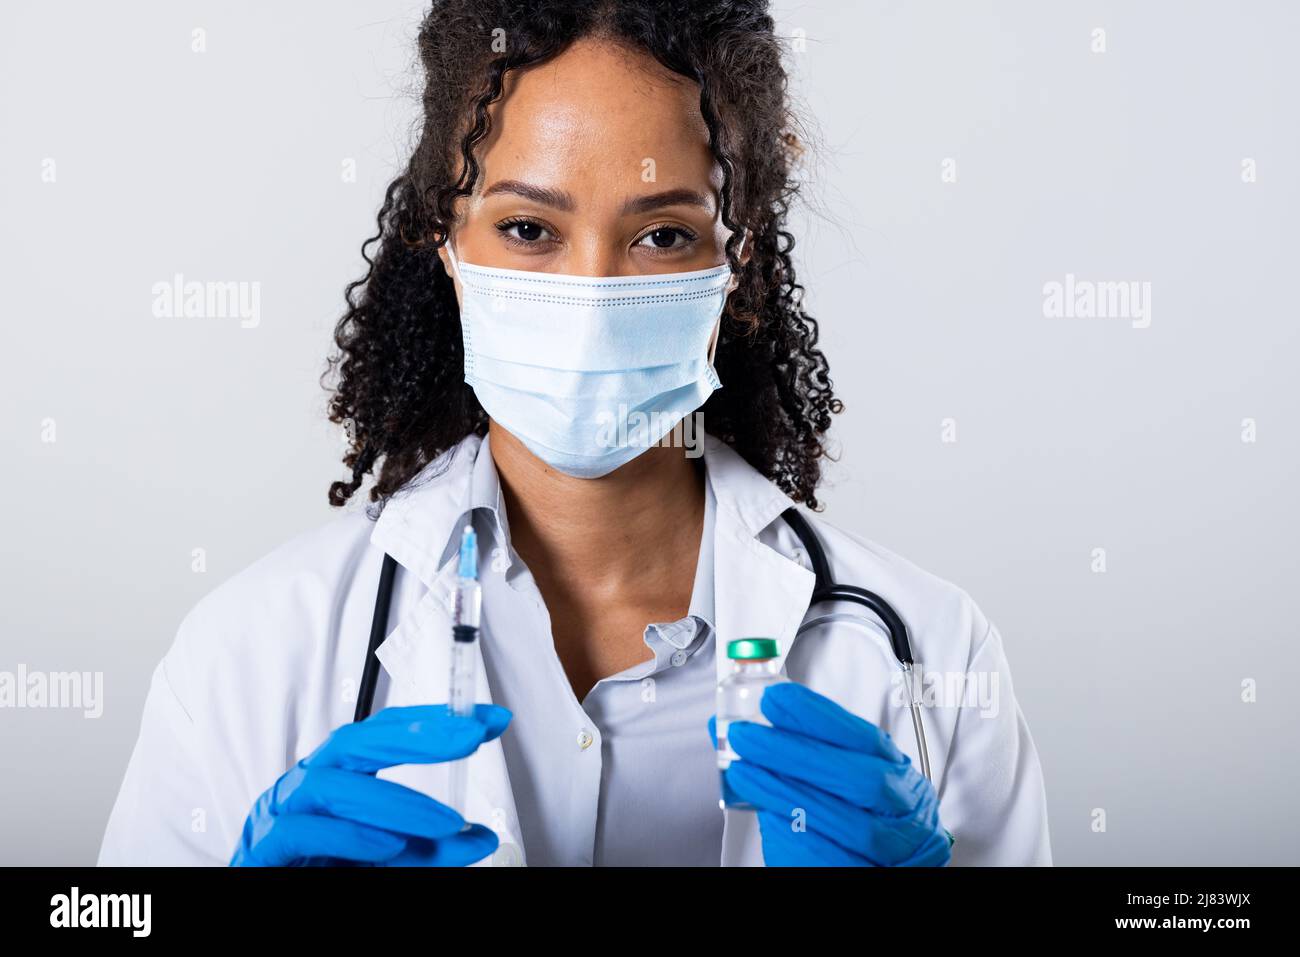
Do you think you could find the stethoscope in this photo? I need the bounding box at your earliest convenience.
[353,506,931,782]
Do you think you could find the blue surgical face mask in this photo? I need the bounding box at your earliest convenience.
[445,241,734,478]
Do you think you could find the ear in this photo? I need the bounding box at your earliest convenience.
[724,229,752,296]
[436,239,462,301]
[736,229,753,267]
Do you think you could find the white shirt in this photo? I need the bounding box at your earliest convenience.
[465,436,723,865]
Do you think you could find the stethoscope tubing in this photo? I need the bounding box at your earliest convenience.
[354,507,933,781]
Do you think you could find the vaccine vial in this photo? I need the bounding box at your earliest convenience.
[716,637,784,811]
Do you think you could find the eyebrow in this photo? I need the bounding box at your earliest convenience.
[481,180,713,216]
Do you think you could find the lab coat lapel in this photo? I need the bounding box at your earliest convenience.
[368,436,527,865]
[704,437,816,866]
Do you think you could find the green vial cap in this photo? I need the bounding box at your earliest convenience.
[727,638,779,660]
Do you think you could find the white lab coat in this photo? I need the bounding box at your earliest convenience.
[98,433,1052,866]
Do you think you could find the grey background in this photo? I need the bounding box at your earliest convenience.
[2,0,1295,865]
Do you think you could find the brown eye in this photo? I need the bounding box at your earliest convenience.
[648,228,678,248]
[497,219,550,243]
[635,226,697,251]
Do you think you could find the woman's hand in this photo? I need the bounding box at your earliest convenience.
[230,704,511,866]
[711,682,951,867]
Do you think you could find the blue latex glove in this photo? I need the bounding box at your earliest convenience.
[709,682,951,867]
[230,704,511,866]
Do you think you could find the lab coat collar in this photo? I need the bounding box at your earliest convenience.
[699,433,816,681]
[370,431,799,582]
[369,431,518,591]
[698,432,794,540]
[465,431,512,562]
[370,430,816,685]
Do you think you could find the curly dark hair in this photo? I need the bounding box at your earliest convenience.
[324,0,841,513]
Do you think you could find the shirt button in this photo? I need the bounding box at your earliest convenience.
[670,649,688,667]
[576,729,594,750]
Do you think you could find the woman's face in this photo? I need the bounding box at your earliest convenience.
[438,37,737,285]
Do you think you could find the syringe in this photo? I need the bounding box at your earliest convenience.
[447,525,480,822]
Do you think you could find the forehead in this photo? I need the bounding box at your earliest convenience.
[473,37,720,198]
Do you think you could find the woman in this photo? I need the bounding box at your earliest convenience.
[99,0,1050,867]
